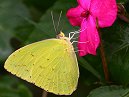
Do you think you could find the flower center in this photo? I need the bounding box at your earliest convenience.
[81,11,90,18]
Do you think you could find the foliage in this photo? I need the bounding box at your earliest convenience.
[0,75,32,97]
[0,0,129,97]
[87,86,129,97]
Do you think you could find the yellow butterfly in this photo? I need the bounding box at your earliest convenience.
[4,32,79,95]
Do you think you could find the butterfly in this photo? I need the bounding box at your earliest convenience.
[4,31,79,95]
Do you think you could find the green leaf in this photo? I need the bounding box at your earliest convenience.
[78,57,101,79]
[117,0,128,3]
[87,86,129,97]
[0,0,30,29]
[102,20,129,84]
[124,1,129,13]
[18,85,32,97]
[0,75,32,97]
[123,91,129,97]
[0,28,13,61]
[0,0,31,61]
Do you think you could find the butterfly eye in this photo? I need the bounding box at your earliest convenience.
[59,34,63,37]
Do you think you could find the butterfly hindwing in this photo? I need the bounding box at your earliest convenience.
[4,39,79,95]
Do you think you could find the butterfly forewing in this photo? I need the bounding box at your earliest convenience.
[4,38,79,95]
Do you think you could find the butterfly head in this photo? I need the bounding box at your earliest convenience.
[56,32,65,39]
[57,31,71,44]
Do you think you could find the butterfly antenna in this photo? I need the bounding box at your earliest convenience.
[51,11,58,35]
[60,21,65,33]
[57,11,62,33]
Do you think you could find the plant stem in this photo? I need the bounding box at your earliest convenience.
[42,90,48,97]
[99,30,109,82]
[96,18,109,82]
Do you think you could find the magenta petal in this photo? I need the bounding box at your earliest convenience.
[78,16,100,56]
[77,0,91,10]
[90,0,117,28]
[66,6,84,26]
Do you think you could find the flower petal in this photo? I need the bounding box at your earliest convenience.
[77,0,91,10]
[78,16,100,56]
[66,5,84,26]
[90,0,117,28]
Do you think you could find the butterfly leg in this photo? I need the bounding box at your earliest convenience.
[77,28,87,32]
[72,41,89,53]
[69,28,87,39]
[75,50,85,53]
[71,41,89,44]
[69,31,79,40]
[71,37,78,40]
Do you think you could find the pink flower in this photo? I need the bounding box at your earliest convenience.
[66,0,117,56]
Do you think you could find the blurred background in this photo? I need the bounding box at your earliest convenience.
[0,0,129,97]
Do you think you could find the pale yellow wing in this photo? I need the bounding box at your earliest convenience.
[4,38,79,95]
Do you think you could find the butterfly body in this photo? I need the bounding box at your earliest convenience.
[4,32,79,95]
